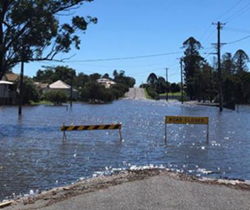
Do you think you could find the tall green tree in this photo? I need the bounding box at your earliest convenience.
[34,66,76,85]
[182,37,204,100]
[16,77,40,104]
[147,73,158,88]
[0,0,97,79]
[156,76,168,94]
[222,53,235,75]
[233,50,249,72]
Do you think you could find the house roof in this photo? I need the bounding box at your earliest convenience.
[49,80,71,89]
[34,82,49,89]
[4,73,19,82]
[0,81,13,85]
[97,78,116,84]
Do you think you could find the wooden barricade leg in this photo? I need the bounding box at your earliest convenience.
[119,128,123,141]
[165,123,167,144]
[206,123,209,145]
[63,131,66,141]
[62,123,67,141]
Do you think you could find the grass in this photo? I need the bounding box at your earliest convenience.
[30,100,51,105]
[143,89,153,99]
[160,92,184,97]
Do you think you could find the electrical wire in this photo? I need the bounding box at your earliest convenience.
[65,51,183,63]
[226,34,250,45]
[199,0,244,49]
[202,30,216,48]
[215,0,245,21]
[223,1,250,23]
[223,26,250,34]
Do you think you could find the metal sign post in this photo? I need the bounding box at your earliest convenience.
[165,116,209,144]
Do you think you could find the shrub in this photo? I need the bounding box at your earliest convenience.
[146,87,159,100]
[43,91,68,105]
[16,77,40,105]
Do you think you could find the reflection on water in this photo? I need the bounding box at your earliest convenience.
[0,100,250,200]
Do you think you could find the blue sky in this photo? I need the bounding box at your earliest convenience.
[13,0,250,85]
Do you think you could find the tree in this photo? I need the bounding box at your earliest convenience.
[222,53,235,75]
[113,70,135,88]
[102,73,110,79]
[81,81,114,103]
[74,72,89,88]
[147,73,158,87]
[0,0,97,79]
[34,66,76,85]
[182,37,204,100]
[170,83,180,95]
[233,50,249,72]
[16,77,40,104]
[44,91,68,105]
[156,76,168,94]
[113,70,118,78]
[33,68,54,83]
[89,73,101,81]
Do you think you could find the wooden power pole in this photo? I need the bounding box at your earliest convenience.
[213,21,225,112]
[166,68,168,101]
[18,55,24,116]
[180,58,184,104]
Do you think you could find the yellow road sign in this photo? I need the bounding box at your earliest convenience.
[166,116,208,125]
[165,116,209,144]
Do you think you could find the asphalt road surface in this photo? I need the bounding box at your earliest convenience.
[10,175,250,210]
[125,87,146,100]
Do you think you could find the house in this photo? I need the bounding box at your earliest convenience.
[0,81,17,105]
[0,73,19,105]
[45,80,78,99]
[97,78,116,88]
[34,82,49,92]
[2,73,19,82]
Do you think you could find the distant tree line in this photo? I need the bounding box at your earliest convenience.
[33,66,135,104]
[142,37,250,105]
[140,73,180,100]
[182,37,250,104]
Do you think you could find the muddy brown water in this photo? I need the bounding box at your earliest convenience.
[0,100,250,200]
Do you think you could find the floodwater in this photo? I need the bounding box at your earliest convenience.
[0,100,250,200]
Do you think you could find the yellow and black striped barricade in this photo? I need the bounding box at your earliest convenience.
[165,116,209,144]
[61,124,123,141]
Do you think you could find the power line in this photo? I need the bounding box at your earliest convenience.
[215,0,244,21]
[202,30,216,47]
[199,0,244,48]
[224,26,250,34]
[226,34,250,45]
[223,1,250,23]
[65,51,183,63]
[132,62,180,76]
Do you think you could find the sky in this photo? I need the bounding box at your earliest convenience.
[13,0,250,85]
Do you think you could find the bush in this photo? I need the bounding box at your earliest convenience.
[80,82,116,103]
[16,77,40,105]
[146,87,159,100]
[43,91,68,105]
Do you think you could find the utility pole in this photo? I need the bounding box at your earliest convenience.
[70,75,73,108]
[180,58,184,104]
[18,51,24,116]
[166,68,168,101]
[212,21,225,112]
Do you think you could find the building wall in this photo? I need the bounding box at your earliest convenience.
[0,84,17,105]
[0,84,10,98]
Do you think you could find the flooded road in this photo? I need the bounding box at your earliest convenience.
[0,100,250,200]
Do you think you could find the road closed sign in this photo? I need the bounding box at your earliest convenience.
[165,116,208,125]
[165,116,209,144]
